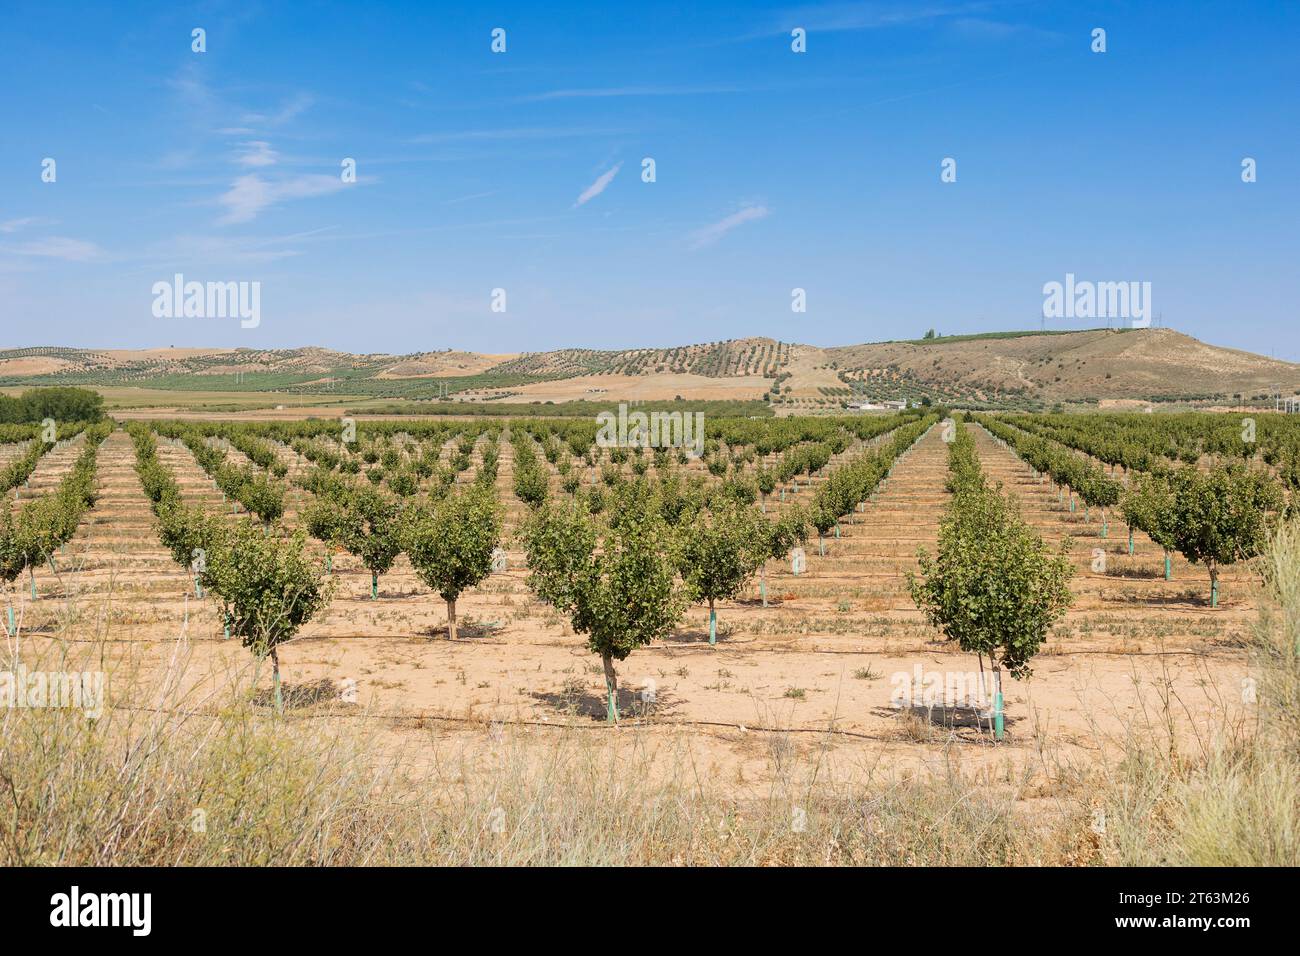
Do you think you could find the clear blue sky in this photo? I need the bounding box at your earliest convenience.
[2,1,1297,358]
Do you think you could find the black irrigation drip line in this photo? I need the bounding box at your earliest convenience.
[89,700,907,743]
[22,630,1239,660]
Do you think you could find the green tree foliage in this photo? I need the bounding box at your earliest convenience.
[677,499,770,644]
[941,421,978,490]
[0,436,56,496]
[0,424,111,620]
[1165,465,1283,605]
[523,499,686,721]
[205,521,333,710]
[511,431,550,508]
[303,484,402,598]
[183,435,286,524]
[0,387,104,424]
[1121,473,1177,572]
[403,485,501,639]
[909,432,1073,738]
[756,506,808,607]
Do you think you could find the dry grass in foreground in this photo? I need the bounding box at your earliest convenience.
[2,522,1298,866]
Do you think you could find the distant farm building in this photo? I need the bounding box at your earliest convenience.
[846,399,908,412]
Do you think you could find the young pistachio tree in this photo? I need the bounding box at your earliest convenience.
[755,466,777,512]
[302,492,348,574]
[1166,465,1282,607]
[677,499,770,645]
[523,499,686,722]
[403,484,501,640]
[0,502,24,635]
[205,520,333,712]
[1121,474,1178,577]
[757,506,808,608]
[908,482,1073,741]
[305,484,401,598]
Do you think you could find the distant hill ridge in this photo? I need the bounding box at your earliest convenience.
[1,328,1297,408]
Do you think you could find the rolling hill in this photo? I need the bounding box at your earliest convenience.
[1,328,1297,412]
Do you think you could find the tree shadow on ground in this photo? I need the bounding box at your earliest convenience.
[251,677,340,711]
[420,619,504,641]
[872,702,1023,733]
[532,685,680,722]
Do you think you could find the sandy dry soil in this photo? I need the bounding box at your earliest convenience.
[8,423,1258,795]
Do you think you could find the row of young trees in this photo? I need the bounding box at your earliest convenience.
[131,422,334,708]
[0,423,112,633]
[808,415,939,552]
[522,482,808,721]
[908,418,1074,740]
[1,437,55,498]
[512,429,550,508]
[1121,467,1282,605]
[1012,410,1280,472]
[519,415,944,721]
[973,414,1122,530]
[186,435,287,524]
[291,432,503,620]
[289,425,499,499]
[977,414,1283,605]
[1,423,92,496]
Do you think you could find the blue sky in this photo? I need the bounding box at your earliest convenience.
[1,1,1297,358]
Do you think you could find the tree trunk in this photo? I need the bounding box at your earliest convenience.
[991,663,1005,742]
[371,571,378,599]
[708,598,716,645]
[602,652,618,723]
[270,645,283,714]
[447,598,457,640]
[1209,564,1219,608]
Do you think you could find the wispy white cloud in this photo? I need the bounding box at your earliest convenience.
[410,126,622,145]
[217,173,350,224]
[0,217,52,234]
[575,163,622,207]
[523,85,747,102]
[141,229,334,266]
[736,1,1009,40]
[167,67,315,140]
[241,93,315,128]
[688,204,770,249]
[3,237,104,262]
[781,1,999,31]
[443,190,498,204]
[235,141,279,167]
